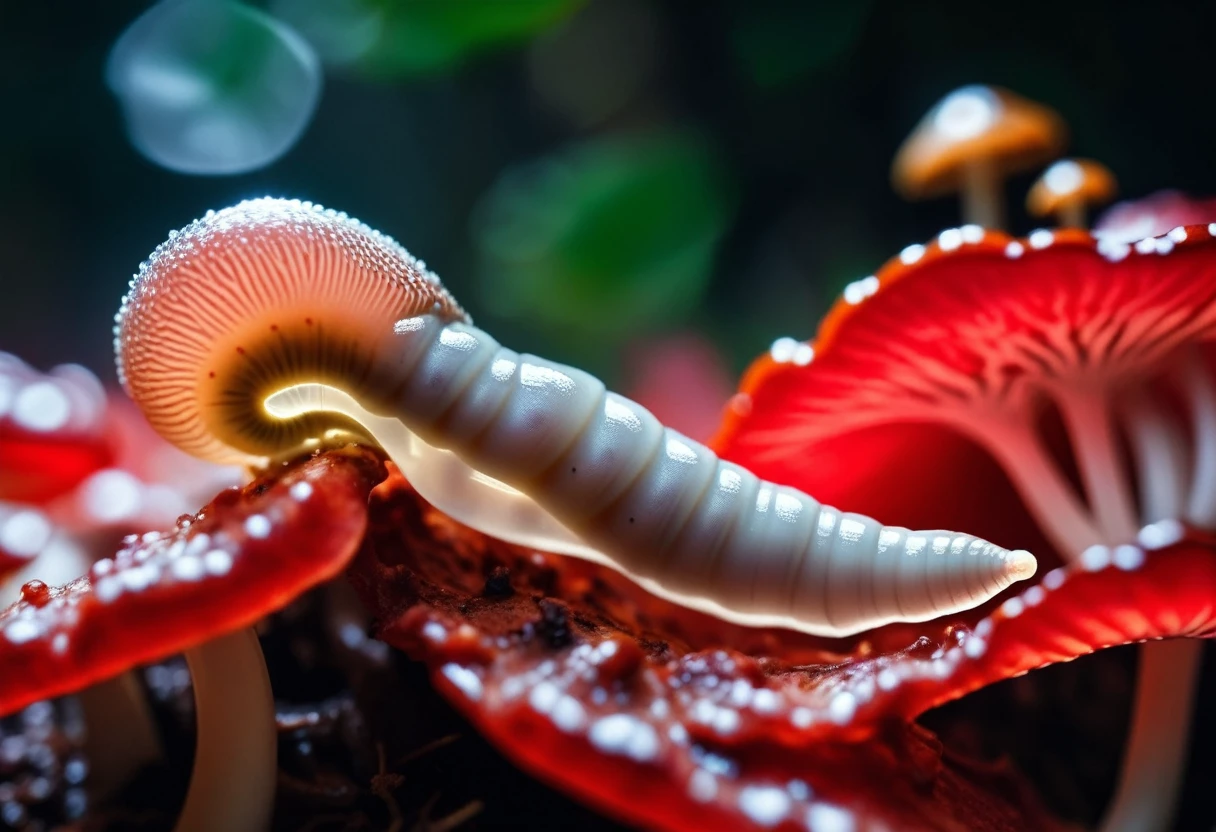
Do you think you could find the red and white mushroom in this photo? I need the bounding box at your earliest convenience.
[715,223,1216,832]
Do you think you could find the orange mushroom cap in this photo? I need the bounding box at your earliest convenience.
[892,85,1067,199]
[1026,158,1117,218]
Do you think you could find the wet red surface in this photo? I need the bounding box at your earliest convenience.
[0,449,383,715]
[339,466,1214,831]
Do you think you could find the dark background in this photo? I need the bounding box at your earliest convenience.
[4,0,1216,387]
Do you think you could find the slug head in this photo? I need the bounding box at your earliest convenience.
[115,198,467,466]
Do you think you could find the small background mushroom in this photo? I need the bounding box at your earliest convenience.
[892,85,1067,229]
[1026,158,1117,228]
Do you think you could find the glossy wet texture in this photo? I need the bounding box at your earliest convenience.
[348,466,1215,831]
[0,449,383,715]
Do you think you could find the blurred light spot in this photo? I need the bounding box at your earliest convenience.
[842,275,878,304]
[933,86,1000,141]
[12,382,70,432]
[107,0,321,175]
[79,469,144,524]
[1043,160,1083,195]
[0,509,52,560]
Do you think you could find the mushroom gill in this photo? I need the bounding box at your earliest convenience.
[715,223,1216,831]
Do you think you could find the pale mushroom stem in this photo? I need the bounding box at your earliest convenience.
[1184,354,1216,525]
[1100,639,1202,832]
[959,413,1101,556]
[961,160,1005,230]
[78,672,163,797]
[966,384,1202,832]
[1055,390,1140,545]
[1121,394,1189,524]
[175,627,276,832]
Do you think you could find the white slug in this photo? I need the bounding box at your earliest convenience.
[115,198,1035,636]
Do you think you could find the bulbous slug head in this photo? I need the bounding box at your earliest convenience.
[115,199,467,466]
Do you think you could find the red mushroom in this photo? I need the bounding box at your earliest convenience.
[714,225,1216,831]
[0,448,384,830]
[345,459,1216,831]
[0,354,113,504]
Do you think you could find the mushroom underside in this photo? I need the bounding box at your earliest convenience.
[347,463,1216,832]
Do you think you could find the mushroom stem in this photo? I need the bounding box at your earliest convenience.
[1058,201,1086,229]
[1121,394,1189,523]
[1099,638,1202,832]
[961,161,1005,230]
[175,628,276,832]
[1055,390,1140,544]
[78,672,163,798]
[1184,353,1216,526]
[963,415,1101,555]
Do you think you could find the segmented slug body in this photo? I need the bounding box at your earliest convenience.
[116,199,1035,636]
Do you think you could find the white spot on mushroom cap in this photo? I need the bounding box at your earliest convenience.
[938,228,964,251]
[738,784,791,827]
[806,802,856,832]
[0,509,52,560]
[1139,518,1183,550]
[243,514,271,539]
[1097,237,1131,262]
[932,85,1000,140]
[79,469,144,524]
[169,555,206,582]
[441,663,483,701]
[202,548,233,577]
[1080,544,1111,572]
[3,617,42,645]
[1112,544,1145,571]
[842,275,879,305]
[12,382,71,433]
[899,243,926,265]
[1042,567,1066,590]
[1042,160,1083,195]
[688,768,718,802]
[1028,229,1054,249]
[827,692,856,724]
[550,695,587,733]
[588,714,658,761]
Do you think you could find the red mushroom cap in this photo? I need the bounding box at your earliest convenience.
[718,226,1216,452]
[0,354,113,504]
[348,467,1216,832]
[0,448,383,716]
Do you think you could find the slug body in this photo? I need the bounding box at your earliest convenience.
[116,199,1034,636]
